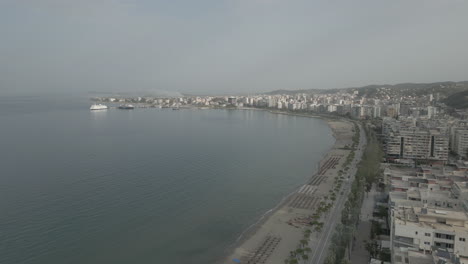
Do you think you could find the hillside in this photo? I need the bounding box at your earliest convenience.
[443,90,468,109]
[266,81,468,98]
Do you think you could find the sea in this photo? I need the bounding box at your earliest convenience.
[0,95,334,264]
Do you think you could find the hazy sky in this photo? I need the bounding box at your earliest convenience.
[1,0,468,95]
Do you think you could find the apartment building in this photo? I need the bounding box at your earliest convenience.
[453,129,468,158]
[392,206,468,263]
[383,118,449,162]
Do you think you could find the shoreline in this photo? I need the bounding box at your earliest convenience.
[92,103,352,263]
[218,109,353,264]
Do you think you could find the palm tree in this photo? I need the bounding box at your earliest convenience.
[324,253,336,264]
[341,256,351,264]
[315,222,324,233]
[301,254,309,264]
[289,259,299,264]
[304,247,312,254]
[300,239,309,248]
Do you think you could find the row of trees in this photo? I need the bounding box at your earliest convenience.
[283,201,330,264]
[284,228,313,264]
[324,122,384,264]
[284,122,362,264]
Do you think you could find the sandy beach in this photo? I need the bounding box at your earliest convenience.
[221,114,356,264]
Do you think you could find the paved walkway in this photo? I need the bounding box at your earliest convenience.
[350,184,378,264]
[308,123,367,264]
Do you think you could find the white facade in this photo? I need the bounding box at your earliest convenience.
[428,106,438,119]
[454,129,468,158]
[392,206,468,263]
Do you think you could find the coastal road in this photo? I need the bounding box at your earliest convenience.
[308,122,367,264]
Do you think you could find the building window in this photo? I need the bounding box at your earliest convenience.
[425,233,431,237]
[430,136,435,157]
[415,231,418,235]
[446,235,454,240]
[424,242,430,245]
[400,137,404,156]
[460,238,466,242]
[447,244,454,249]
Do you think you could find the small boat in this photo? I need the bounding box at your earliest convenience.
[172,107,180,110]
[90,104,108,110]
[118,104,135,110]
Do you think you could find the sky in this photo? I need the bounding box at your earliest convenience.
[1,0,468,95]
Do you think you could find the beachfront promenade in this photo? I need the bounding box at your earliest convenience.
[307,123,366,264]
[224,119,367,264]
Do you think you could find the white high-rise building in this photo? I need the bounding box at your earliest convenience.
[428,106,438,119]
[373,106,382,118]
[383,119,449,162]
[454,129,468,158]
[327,105,337,112]
[268,97,276,108]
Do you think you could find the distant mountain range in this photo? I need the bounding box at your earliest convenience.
[265,81,468,99]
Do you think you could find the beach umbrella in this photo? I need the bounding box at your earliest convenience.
[232,259,241,263]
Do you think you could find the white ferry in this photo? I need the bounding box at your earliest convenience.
[90,104,108,110]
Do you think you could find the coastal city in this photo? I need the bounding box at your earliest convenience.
[91,82,468,264]
[4,1,468,264]
[91,82,468,120]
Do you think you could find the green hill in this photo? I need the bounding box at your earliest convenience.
[443,90,468,109]
[266,81,468,98]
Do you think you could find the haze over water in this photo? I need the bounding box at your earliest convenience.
[0,96,334,264]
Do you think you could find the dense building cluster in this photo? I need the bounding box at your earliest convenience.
[376,105,468,263]
[385,162,468,264]
[94,89,449,119]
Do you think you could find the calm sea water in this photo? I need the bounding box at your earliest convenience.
[0,95,334,264]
